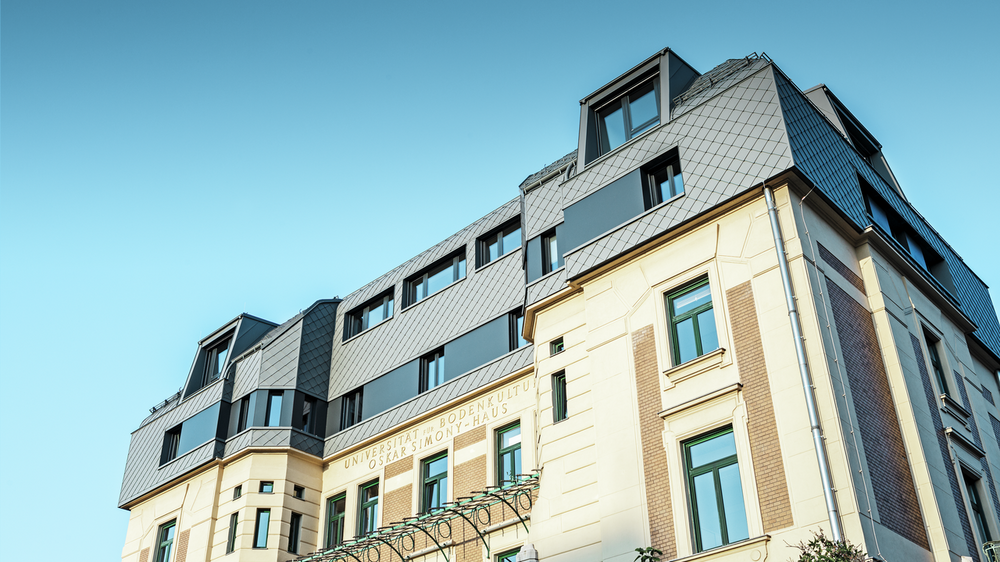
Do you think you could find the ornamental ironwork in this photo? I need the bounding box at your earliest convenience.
[295,472,539,562]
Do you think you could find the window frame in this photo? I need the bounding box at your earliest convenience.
[259,481,273,494]
[509,309,527,352]
[288,512,302,554]
[293,485,305,500]
[964,470,993,544]
[477,218,522,268]
[226,512,239,554]
[540,229,559,275]
[233,485,242,500]
[202,335,232,386]
[552,372,568,423]
[404,251,467,308]
[325,493,347,548]
[495,547,522,562]
[923,329,951,397]
[683,426,749,553]
[595,76,661,156]
[252,508,270,549]
[666,278,718,366]
[419,348,446,393]
[344,289,395,340]
[265,391,283,427]
[162,425,181,465]
[642,155,685,209]
[549,337,564,356]
[496,422,522,486]
[301,396,317,435]
[154,519,177,562]
[340,388,363,431]
[421,451,449,514]
[357,480,380,537]
[236,395,251,433]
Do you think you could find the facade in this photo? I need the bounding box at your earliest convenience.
[119,49,1000,562]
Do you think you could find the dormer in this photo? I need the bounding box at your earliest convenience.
[577,48,699,168]
[181,313,278,399]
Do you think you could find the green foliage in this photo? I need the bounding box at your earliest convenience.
[634,546,663,562]
[792,530,868,562]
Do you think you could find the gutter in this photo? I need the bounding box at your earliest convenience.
[763,186,845,541]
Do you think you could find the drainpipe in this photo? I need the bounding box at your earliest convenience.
[763,186,845,542]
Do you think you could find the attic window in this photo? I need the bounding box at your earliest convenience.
[596,78,660,155]
[203,335,231,385]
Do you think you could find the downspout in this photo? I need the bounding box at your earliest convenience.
[763,186,845,542]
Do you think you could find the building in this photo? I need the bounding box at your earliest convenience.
[118,49,1000,562]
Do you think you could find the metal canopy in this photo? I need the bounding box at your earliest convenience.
[295,472,539,562]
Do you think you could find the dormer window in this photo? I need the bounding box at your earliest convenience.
[203,336,231,385]
[596,78,660,155]
[344,289,394,340]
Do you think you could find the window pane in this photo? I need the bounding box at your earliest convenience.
[215,345,228,376]
[689,430,737,468]
[427,265,453,295]
[656,174,672,204]
[601,106,626,151]
[267,394,282,427]
[513,447,521,478]
[488,238,500,262]
[629,87,658,131]
[427,455,447,476]
[457,257,466,278]
[697,309,718,355]
[719,463,749,542]
[255,510,270,548]
[676,318,697,364]
[501,426,521,448]
[673,284,712,315]
[693,472,723,550]
[869,199,892,233]
[673,172,684,196]
[547,234,558,271]
[502,227,521,255]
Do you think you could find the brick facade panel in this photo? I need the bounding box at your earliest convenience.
[726,282,794,532]
[632,325,676,558]
[383,484,412,528]
[454,455,488,500]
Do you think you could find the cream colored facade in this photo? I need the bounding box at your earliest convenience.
[120,50,1000,562]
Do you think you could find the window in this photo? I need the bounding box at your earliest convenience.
[344,290,394,340]
[326,493,346,548]
[420,349,446,393]
[259,481,273,494]
[288,512,302,554]
[253,509,270,549]
[596,78,659,155]
[154,519,176,562]
[236,396,251,433]
[552,372,568,423]
[233,485,242,500]
[162,425,181,464]
[265,391,283,427]
[541,230,559,275]
[509,309,527,351]
[203,336,231,385]
[358,480,379,536]
[965,472,993,544]
[341,388,363,431]
[301,397,316,435]
[549,337,564,355]
[643,159,684,208]
[293,485,305,500]
[405,252,466,307]
[478,219,522,267]
[421,452,448,513]
[226,512,238,554]
[666,279,718,365]
[496,548,521,562]
[925,330,950,396]
[684,427,749,552]
[496,422,522,486]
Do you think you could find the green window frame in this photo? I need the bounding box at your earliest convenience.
[225,512,238,554]
[496,422,522,486]
[552,372,567,423]
[154,519,176,562]
[288,512,302,554]
[684,427,749,552]
[496,547,521,562]
[253,509,270,549]
[666,278,718,365]
[924,330,950,396]
[358,480,379,536]
[965,472,993,544]
[325,493,346,548]
[421,451,449,513]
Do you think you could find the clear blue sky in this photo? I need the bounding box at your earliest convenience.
[1,0,997,559]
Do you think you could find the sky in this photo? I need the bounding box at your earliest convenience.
[1,0,998,559]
